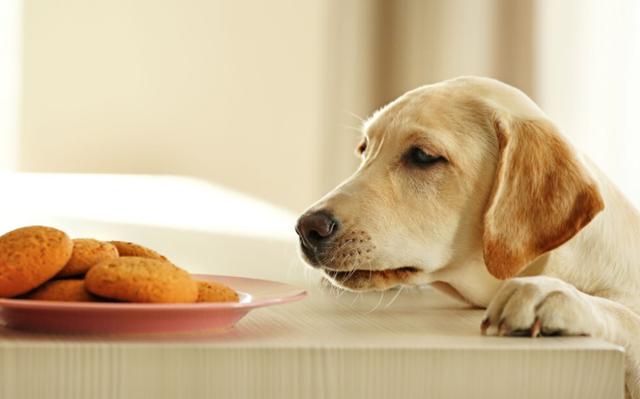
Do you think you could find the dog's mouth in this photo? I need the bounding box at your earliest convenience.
[323,266,421,282]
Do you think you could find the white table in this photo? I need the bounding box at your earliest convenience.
[0,174,625,399]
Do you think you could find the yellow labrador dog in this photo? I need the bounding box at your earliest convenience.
[296,77,640,397]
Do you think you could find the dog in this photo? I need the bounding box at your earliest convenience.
[295,77,640,397]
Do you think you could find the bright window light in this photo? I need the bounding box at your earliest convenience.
[0,173,297,241]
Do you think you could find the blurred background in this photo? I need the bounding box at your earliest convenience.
[2,0,640,212]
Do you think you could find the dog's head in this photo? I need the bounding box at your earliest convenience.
[296,77,604,291]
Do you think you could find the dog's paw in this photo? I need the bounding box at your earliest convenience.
[481,276,604,337]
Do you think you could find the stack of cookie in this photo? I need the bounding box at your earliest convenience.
[0,226,238,303]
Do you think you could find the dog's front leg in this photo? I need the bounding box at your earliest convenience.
[481,275,640,398]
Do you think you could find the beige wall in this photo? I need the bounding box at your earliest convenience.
[21,0,328,212]
[1,0,20,170]
[533,0,640,205]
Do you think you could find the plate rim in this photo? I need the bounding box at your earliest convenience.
[0,274,307,311]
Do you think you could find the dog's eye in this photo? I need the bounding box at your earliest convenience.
[356,139,367,156]
[405,147,445,167]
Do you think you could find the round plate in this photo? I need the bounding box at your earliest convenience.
[0,274,307,334]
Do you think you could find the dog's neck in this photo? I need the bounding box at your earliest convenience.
[428,256,502,307]
[546,162,640,303]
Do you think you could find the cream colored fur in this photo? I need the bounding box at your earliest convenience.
[299,77,640,397]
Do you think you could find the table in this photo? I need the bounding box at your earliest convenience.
[0,173,625,399]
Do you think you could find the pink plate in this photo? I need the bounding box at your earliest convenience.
[0,274,306,334]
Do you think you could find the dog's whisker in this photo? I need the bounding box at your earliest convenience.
[364,290,385,314]
[341,124,364,135]
[335,283,348,298]
[286,255,302,281]
[342,109,365,124]
[350,291,361,307]
[342,267,357,282]
[303,264,312,285]
[383,285,405,309]
[322,238,350,268]
[370,134,385,160]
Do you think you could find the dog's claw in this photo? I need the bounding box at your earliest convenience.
[480,317,491,335]
[481,318,490,335]
[498,319,509,336]
[530,318,541,338]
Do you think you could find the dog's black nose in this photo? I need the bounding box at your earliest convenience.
[295,211,338,250]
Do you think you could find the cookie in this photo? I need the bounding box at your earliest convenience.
[109,241,167,261]
[85,257,197,303]
[196,280,239,303]
[0,226,73,298]
[57,239,119,277]
[25,279,99,302]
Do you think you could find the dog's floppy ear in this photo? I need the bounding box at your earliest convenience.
[483,114,604,279]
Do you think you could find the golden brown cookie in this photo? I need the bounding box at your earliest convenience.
[57,239,119,277]
[0,226,73,298]
[196,280,239,303]
[85,257,197,303]
[24,279,99,302]
[109,241,167,261]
